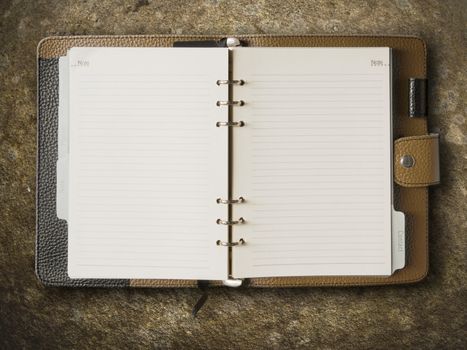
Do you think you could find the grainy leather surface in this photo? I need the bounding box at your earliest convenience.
[37,35,433,287]
[409,78,428,117]
[129,279,220,287]
[394,134,440,187]
[36,58,129,287]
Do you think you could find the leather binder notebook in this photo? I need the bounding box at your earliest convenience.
[36,35,440,288]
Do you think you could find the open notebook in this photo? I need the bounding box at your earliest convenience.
[57,46,405,282]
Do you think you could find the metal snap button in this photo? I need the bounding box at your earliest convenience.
[400,155,415,168]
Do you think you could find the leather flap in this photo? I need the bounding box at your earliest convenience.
[394,134,440,187]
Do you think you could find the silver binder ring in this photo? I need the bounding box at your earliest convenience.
[216,121,245,127]
[216,238,245,247]
[216,197,245,204]
[216,217,245,225]
[216,100,245,106]
[216,79,245,86]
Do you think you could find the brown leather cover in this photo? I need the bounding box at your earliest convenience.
[38,35,434,287]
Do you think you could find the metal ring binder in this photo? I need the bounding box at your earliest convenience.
[214,74,247,259]
[216,197,245,204]
[216,218,245,225]
[216,121,245,127]
[216,100,245,106]
[216,238,245,247]
[216,79,245,86]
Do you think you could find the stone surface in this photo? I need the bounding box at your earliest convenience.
[0,0,466,348]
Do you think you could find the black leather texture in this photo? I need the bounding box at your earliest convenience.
[36,58,129,287]
[408,78,427,117]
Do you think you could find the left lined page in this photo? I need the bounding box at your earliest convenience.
[66,48,229,280]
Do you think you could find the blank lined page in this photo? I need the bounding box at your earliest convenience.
[67,48,229,280]
[232,48,392,278]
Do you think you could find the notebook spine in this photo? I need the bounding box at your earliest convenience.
[216,74,245,247]
[216,64,246,287]
[215,76,246,249]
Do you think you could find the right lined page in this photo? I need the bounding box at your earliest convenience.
[232,47,392,278]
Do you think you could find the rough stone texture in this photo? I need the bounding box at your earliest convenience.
[0,0,466,348]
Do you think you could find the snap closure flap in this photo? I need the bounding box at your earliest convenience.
[394,134,440,187]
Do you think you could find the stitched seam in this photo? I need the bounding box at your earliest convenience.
[395,181,439,187]
[395,134,438,142]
